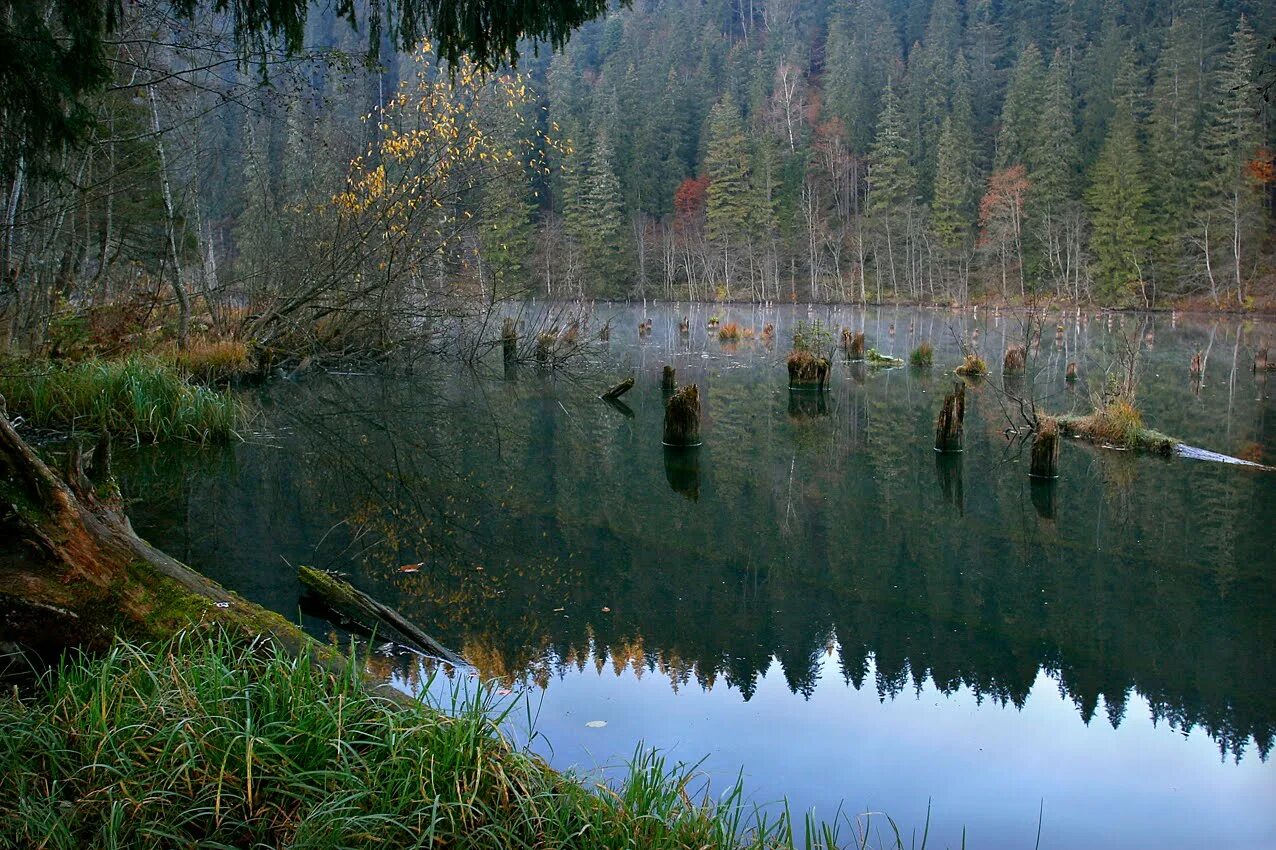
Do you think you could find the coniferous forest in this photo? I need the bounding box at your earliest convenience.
[4,0,1275,350]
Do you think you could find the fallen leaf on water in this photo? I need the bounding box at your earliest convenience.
[585,720,607,728]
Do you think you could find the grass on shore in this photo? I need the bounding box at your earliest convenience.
[0,631,916,850]
[0,355,238,443]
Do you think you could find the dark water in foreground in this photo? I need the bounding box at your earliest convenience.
[116,305,1275,849]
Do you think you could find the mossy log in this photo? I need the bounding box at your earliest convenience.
[298,565,462,665]
[601,376,634,400]
[663,384,701,446]
[934,381,966,453]
[661,365,676,391]
[0,409,393,689]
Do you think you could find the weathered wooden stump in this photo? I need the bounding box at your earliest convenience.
[661,365,676,392]
[1003,344,1027,376]
[934,381,966,453]
[787,351,831,390]
[1065,361,1078,383]
[678,317,690,335]
[841,329,866,360]
[1254,347,1268,373]
[535,332,554,365]
[762,323,775,344]
[663,384,702,446]
[1029,417,1061,479]
[1190,350,1203,375]
[501,317,517,361]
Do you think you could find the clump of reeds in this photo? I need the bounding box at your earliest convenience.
[0,630,896,850]
[954,353,987,377]
[168,338,253,383]
[718,321,743,342]
[0,356,238,443]
[787,350,830,389]
[1003,344,1027,376]
[909,342,934,367]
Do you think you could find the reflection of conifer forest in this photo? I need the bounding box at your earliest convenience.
[117,309,1275,764]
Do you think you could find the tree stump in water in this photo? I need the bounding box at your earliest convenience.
[1066,361,1078,383]
[1254,347,1268,373]
[935,452,964,514]
[841,329,865,360]
[1003,344,1027,376]
[663,384,701,446]
[663,446,700,500]
[661,365,676,392]
[787,351,831,390]
[678,317,689,335]
[1029,417,1061,479]
[501,317,517,361]
[1190,350,1203,376]
[934,381,966,453]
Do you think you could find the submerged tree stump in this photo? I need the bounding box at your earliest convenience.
[678,317,690,335]
[934,381,966,453]
[1066,361,1078,383]
[1003,344,1027,376]
[661,365,676,392]
[501,317,517,361]
[1029,417,1061,479]
[841,329,866,360]
[1190,350,1203,376]
[663,384,701,446]
[1254,347,1268,373]
[787,351,831,390]
[663,446,700,501]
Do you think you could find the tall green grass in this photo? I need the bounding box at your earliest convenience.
[0,356,238,442]
[0,630,918,850]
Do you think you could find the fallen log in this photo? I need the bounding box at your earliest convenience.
[601,376,635,400]
[0,406,412,703]
[298,565,463,665]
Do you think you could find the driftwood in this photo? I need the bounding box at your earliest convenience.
[601,376,634,400]
[298,565,462,665]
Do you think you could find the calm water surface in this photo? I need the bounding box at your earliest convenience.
[116,305,1275,849]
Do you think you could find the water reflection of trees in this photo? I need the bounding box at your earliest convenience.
[116,321,1276,763]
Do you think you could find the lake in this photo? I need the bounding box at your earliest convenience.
[115,303,1275,849]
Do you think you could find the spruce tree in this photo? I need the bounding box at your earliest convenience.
[996,42,1046,168]
[1086,104,1150,304]
[868,81,915,213]
[705,95,754,248]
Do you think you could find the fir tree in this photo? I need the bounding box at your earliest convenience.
[996,42,1046,168]
[1086,105,1150,304]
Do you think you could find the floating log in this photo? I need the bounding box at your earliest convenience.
[501,317,517,361]
[661,365,676,391]
[1003,344,1027,376]
[1066,361,1078,383]
[601,376,635,400]
[663,384,701,446]
[298,565,463,665]
[1029,417,1061,479]
[934,381,966,453]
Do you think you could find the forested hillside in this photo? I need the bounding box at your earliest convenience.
[535,0,1275,306]
[3,0,1275,345]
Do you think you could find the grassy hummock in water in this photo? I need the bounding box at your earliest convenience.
[909,342,934,367]
[954,353,988,377]
[0,355,238,442]
[865,348,904,367]
[0,631,901,850]
[1055,398,1176,456]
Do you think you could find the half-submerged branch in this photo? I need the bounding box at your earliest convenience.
[298,565,463,665]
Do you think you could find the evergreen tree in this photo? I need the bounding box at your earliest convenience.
[931,116,971,250]
[1086,103,1150,303]
[868,80,915,213]
[581,132,631,294]
[705,95,754,248]
[996,42,1046,168]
